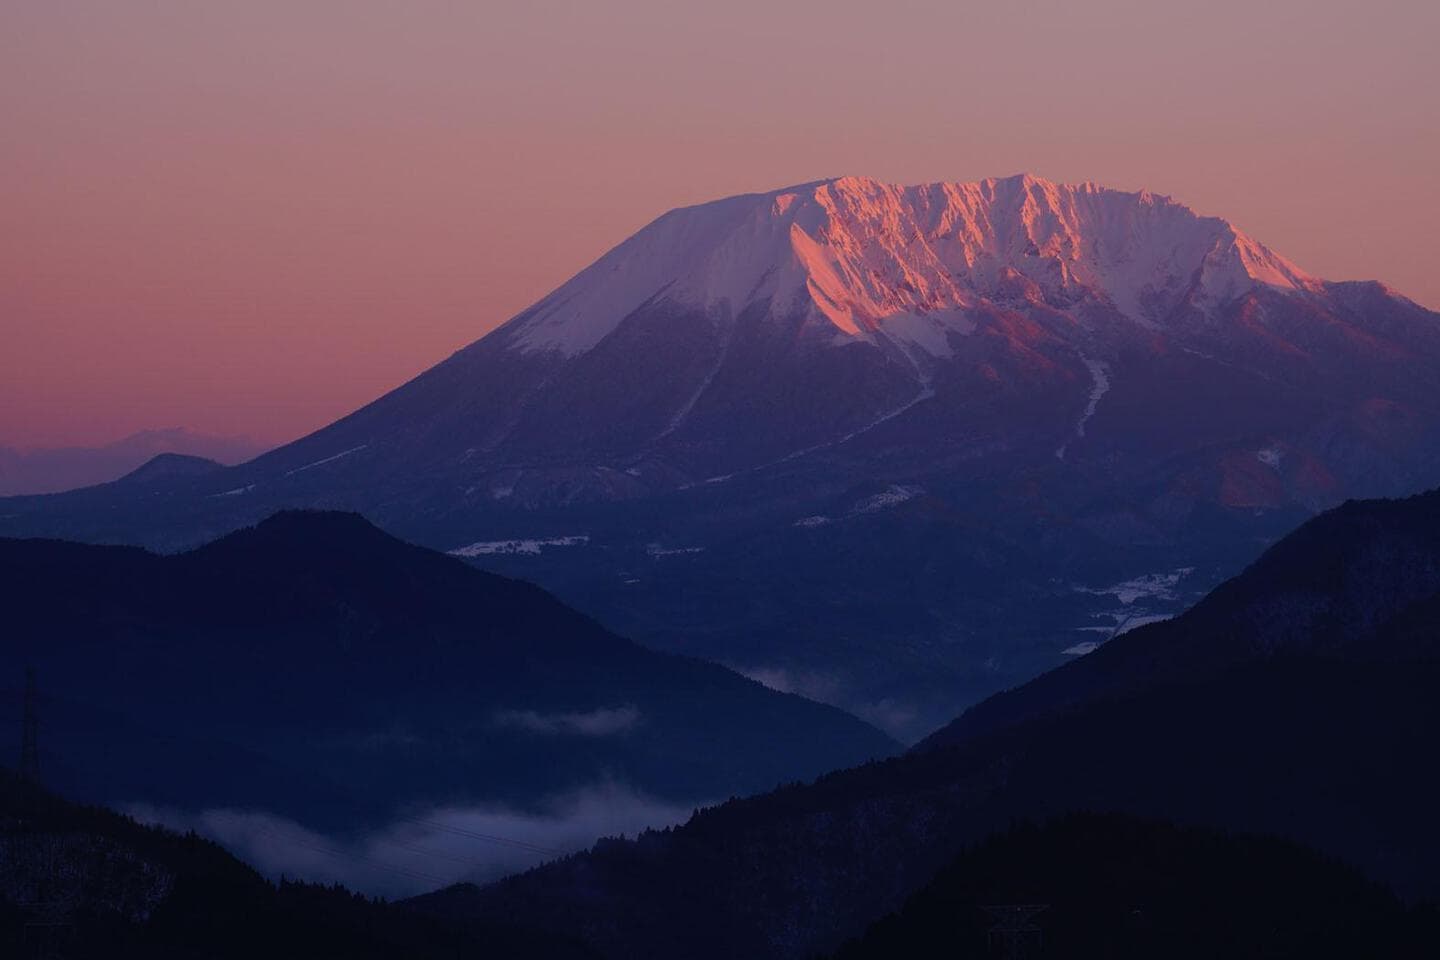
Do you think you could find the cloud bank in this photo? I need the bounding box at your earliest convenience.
[492,704,641,737]
[126,781,696,899]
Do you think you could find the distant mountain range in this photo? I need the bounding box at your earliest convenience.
[0,512,893,864]
[413,487,1440,959]
[5,175,1440,737]
[0,428,269,495]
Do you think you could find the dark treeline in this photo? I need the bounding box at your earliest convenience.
[831,813,1440,959]
[0,769,596,959]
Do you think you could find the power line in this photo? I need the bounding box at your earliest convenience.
[982,904,1048,959]
[20,666,39,784]
[247,822,452,887]
[397,816,562,857]
[373,832,549,870]
[248,819,563,889]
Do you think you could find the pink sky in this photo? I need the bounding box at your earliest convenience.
[4,0,1437,448]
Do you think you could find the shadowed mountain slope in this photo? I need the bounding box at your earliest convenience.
[0,511,894,837]
[831,814,1439,960]
[410,489,1440,959]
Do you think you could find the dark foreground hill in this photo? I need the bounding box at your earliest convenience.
[7,176,1440,739]
[412,489,1440,959]
[0,769,596,959]
[0,511,894,837]
[831,814,1439,960]
[924,486,1440,748]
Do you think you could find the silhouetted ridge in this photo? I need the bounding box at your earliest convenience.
[180,508,586,629]
[206,508,403,547]
[831,814,1438,960]
[1,511,896,844]
[117,452,224,485]
[194,509,423,567]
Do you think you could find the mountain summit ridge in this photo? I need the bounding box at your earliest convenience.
[507,173,1319,357]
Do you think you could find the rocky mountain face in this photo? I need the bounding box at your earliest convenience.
[409,488,1440,960]
[5,175,1440,737]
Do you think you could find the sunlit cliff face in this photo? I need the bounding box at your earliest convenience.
[510,173,1320,357]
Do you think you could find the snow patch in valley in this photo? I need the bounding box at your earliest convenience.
[213,484,255,497]
[1076,567,1193,605]
[646,543,705,558]
[1056,357,1111,460]
[1257,446,1283,469]
[792,484,923,527]
[658,330,731,438]
[853,484,923,514]
[450,535,589,557]
[283,444,367,477]
[1117,613,1173,632]
[1067,611,1174,654]
[762,382,934,472]
[1067,567,1192,652]
[1079,611,1174,635]
[682,357,935,489]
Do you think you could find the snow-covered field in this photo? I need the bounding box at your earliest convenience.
[450,535,589,557]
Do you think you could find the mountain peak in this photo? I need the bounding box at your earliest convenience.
[249,508,403,543]
[117,452,223,485]
[194,509,401,562]
[506,175,1319,357]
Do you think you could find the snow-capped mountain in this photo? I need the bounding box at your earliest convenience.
[240,173,1429,496]
[6,174,1440,738]
[511,174,1316,357]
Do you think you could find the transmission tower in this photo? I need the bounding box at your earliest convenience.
[20,665,40,783]
[982,904,1048,959]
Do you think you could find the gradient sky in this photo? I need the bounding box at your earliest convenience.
[4,0,1437,448]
